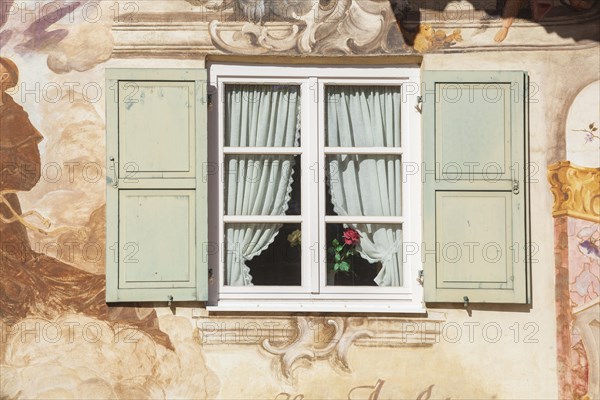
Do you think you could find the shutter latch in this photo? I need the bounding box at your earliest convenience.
[512,179,520,195]
[109,157,118,188]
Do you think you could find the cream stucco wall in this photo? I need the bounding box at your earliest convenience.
[2,1,599,398]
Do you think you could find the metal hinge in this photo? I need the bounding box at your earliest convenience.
[415,96,423,114]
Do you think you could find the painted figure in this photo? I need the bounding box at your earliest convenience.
[495,0,554,42]
[0,57,43,263]
[0,58,172,349]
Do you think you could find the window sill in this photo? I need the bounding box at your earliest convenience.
[207,300,426,314]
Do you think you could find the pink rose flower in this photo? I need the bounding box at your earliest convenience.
[342,228,360,246]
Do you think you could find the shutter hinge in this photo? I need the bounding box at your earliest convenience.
[415,96,423,114]
[417,269,424,285]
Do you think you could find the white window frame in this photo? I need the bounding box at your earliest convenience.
[207,63,423,313]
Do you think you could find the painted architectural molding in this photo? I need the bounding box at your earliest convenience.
[573,298,600,400]
[548,161,600,222]
[196,313,445,379]
[112,0,405,58]
[208,0,401,55]
[110,0,600,58]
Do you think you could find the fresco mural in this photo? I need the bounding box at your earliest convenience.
[0,0,599,398]
[0,55,220,398]
[550,202,600,400]
[549,79,600,400]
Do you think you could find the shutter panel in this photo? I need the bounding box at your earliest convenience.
[106,69,207,302]
[422,71,529,304]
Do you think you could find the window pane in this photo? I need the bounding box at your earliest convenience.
[326,155,401,217]
[225,223,301,286]
[325,85,401,147]
[325,223,402,287]
[225,84,300,147]
[225,155,300,216]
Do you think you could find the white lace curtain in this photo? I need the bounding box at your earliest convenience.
[225,85,299,286]
[326,86,403,286]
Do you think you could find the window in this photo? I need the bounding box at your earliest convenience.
[104,66,529,309]
[207,64,423,312]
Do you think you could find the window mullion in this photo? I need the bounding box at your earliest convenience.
[223,147,302,155]
[324,216,405,224]
[316,78,327,294]
[305,77,321,294]
[223,215,303,223]
[323,147,403,155]
[301,77,320,294]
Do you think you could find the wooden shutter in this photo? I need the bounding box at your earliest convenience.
[106,69,207,302]
[422,71,529,304]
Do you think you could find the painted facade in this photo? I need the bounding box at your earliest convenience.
[0,0,599,398]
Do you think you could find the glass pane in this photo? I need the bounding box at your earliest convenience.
[325,223,402,287]
[225,223,301,286]
[225,84,301,147]
[326,155,401,216]
[225,155,300,216]
[325,85,401,147]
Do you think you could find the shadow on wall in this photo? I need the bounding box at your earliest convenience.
[390,0,599,44]
[209,0,600,44]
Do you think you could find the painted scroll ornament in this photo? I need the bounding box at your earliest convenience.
[209,0,405,55]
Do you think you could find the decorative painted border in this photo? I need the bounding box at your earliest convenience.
[111,4,600,58]
[548,161,600,223]
[194,313,445,379]
[573,298,600,400]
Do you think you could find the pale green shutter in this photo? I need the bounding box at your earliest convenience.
[422,71,529,304]
[106,69,207,302]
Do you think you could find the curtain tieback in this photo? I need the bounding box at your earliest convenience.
[379,236,403,263]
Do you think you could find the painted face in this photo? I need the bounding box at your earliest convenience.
[0,61,17,92]
[0,63,8,92]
